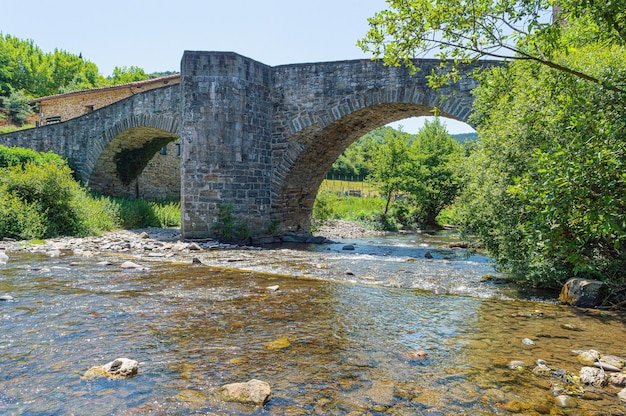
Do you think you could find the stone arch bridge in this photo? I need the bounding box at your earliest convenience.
[0,51,498,241]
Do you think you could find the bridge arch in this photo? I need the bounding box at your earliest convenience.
[272,100,467,233]
[89,123,180,199]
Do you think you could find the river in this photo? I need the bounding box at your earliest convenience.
[1,232,625,415]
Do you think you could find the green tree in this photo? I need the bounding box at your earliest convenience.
[367,127,412,219]
[109,66,148,84]
[458,43,626,287]
[2,89,32,125]
[358,0,626,92]
[404,118,463,227]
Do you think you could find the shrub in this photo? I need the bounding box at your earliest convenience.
[2,90,32,125]
[0,160,119,239]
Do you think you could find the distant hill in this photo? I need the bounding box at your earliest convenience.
[451,132,478,143]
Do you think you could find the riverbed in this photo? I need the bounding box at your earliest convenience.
[1,230,625,415]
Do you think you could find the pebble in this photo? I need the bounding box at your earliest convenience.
[554,395,577,408]
[508,360,525,370]
[521,338,535,345]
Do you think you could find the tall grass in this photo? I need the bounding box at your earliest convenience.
[109,198,180,229]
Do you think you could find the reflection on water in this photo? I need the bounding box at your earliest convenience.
[0,235,625,415]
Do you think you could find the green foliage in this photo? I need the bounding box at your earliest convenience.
[364,120,463,228]
[0,160,118,239]
[403,118,464,227]
[312,191,387,230]
[0,144,65,168]
[359,1,626,93]
[2,90,32,125]
[211,203,250,241]
[109,66,148,84]
[327,127,388,178]
[0,192,46,240]
[112,198,160,229]
[0,34,106,98]
[367,127,413,218]
[458,41,626,287]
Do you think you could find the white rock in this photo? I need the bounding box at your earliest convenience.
[0,251,9,262]
[102,357,138,377]
[580,366,607,387]
[266,285,280,292]
[609,373,626,387]
[120,261,142,269]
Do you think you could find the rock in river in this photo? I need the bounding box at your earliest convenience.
[580,366,607,387]
[220,379,271,405]
[82,357,138,380]
[559,278,607,307]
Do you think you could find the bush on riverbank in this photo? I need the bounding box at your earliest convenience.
[0,160,118,239]
[0,146,181,240]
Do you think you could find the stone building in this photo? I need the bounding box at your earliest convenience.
[30,74,180,125]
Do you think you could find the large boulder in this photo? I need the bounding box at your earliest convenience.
[559,278,607,307]
[220,379,271,405]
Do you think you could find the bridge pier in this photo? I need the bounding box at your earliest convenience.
[180,52,275,240]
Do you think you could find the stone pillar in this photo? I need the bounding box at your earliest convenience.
[180,52,274,240]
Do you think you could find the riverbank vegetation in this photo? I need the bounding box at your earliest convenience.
[359,0,626,295]
[314,119,467,231]
[0,145,179,240]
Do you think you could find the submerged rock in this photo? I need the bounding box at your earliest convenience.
[508,360,525,370]
[0,251,8,264]
[403,350,429,360]
[554,395,577,408]
[559,278,607,307]
[576,349,601,366]
[618,387,626,403]
[220,379,271,405]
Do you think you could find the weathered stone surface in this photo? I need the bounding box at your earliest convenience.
[600,355,625,370]
[559,278,607,307]
[580,366,607,387]
[220,379,271,405]
[609,372,626,387]
[83,357,138,380]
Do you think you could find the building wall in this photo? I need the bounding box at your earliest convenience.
[36,75,180,125]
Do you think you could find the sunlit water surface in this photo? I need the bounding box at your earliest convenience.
[1,234,625,415]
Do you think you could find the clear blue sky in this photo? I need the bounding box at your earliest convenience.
[0,0,474,133]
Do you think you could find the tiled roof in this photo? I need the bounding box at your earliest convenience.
[29,74,180,103]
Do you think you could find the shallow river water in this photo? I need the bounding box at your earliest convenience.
[1,233,625,415]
